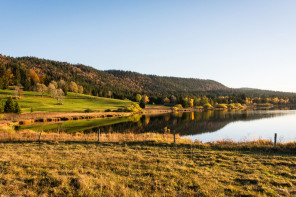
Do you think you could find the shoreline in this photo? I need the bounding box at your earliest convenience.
[0,111,135,127]
[0,104,294,127]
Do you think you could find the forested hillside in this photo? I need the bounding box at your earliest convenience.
[0,54,296,105]
[0,54,227,96]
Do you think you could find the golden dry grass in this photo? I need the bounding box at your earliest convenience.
[0,141,295,196]
[0,129,296,196]
[0,129,190,143]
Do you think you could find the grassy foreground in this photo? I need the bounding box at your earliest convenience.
[0,139,296,196]
[0,90,133,112]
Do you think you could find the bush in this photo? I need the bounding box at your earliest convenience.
[113,108,124,112]
[139,100,146,108]
[203,103,213,110]
[172,104,183,111]
[104,109,112,112]
[124,103,142,112]
[84,108,94,113]
[228,103,243,109]
[215,104,228,109]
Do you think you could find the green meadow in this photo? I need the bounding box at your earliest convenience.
[0,90,133,112]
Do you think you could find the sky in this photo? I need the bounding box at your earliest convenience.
[1,0,296,92]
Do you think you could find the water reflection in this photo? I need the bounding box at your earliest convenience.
[18,110,295,141]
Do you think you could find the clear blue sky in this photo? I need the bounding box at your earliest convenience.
[1,0,296,92]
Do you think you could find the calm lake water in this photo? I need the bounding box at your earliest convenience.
[18,109,296,142]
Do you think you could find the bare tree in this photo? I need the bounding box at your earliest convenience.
[14,84,24,99]
[37,83,48,97]
[56,88,64,104]
[108,91,112,98]
[48,83,57,98]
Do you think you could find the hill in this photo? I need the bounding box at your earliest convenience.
[0,54,296,103]
[0,54,227,96]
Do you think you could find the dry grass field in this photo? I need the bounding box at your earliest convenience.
[0,130,296,196]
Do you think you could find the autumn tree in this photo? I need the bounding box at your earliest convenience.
[78,85,83,94]
[142,95,149,104]
[170,95,177,105]
[189,98,194,107]
[7,68,14,86]
[50,80,58,88]
[69,81,78,95]
[140,95,149,108]
[28,69,40,84]
[163,97,170,105]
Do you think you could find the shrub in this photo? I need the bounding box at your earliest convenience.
[104,109,112,112]
[215,104,228,109]
[84,108,94,113]
[139,100,145,108]
[228,103,243,109]
[124,103,142,112]
[113,108,124,112]
[172,104,183,111]
[203,103,213,110]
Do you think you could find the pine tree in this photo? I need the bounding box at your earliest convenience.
[14,101,21,114]
[4,97,15,113]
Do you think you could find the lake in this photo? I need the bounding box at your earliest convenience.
[17,109,296,142]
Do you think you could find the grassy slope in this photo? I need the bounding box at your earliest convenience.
[0,90,133,112]
[0,142,295,196]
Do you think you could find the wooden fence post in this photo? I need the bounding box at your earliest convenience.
[39,130,43,142]
[274,133,277,149]
[174,130,176,144]
[98,128,100,143]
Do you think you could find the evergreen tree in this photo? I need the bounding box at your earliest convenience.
[139,99,146,108]
[0,99,2,113]
[4,97,15,113]
[0,78,3,89]
[3,75,9,89]
[14,101,21,114]
[14,67,21,85]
